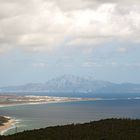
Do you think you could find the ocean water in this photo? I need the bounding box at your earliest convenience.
[0,99,140,135]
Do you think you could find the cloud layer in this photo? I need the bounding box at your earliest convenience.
[0,0,140,53]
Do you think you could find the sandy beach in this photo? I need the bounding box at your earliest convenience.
[0,117,16,135]
[0,95,96,108]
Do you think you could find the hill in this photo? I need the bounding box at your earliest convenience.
[1,119,140,140]
[1,75,140,95]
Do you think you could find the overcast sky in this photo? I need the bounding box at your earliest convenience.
[0,0,140,86]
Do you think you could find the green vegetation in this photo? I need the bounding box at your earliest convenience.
[1,119,140,140]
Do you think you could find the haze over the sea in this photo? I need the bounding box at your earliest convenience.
[0,0,140,86]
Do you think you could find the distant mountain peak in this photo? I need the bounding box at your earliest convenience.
[0,75,140,94]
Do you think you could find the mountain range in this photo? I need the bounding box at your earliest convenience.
[0,75,140,96]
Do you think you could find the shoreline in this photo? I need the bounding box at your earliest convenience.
[0,116,16,135]
[0,97,140,108]
[0,99,95,135]
[0,97,96,108]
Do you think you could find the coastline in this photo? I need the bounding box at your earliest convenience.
[0,116,16,135]
[0,97,96,135]
[0,97,139,108]
[0,98,96,108]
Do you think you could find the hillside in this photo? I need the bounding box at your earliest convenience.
[1,119,140,140]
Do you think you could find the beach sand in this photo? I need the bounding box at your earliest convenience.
[0,117,16,135]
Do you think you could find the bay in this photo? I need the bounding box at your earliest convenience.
[0,99,140,135]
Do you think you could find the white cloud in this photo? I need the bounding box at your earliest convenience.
[82,61,103,67]
[32,62,48,68]
[0,0,140,53]
[125,63,140,67]
[82,61,140,68]
[117,48,127,53]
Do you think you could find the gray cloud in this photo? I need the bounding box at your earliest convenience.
[0,0,140,53]
[87,0,140,4]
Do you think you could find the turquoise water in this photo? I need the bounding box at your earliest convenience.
[0,99,140,135]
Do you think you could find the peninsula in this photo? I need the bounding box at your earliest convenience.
[0,95,95,107]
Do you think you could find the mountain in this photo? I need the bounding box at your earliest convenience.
[0,75,140,95]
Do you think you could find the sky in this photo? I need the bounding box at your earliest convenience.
[0,0,140,86]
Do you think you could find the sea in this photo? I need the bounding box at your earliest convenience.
[0,93,140,135]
